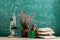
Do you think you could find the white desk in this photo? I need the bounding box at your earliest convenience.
[0,37,60,40]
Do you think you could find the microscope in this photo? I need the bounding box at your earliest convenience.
[9,14,18,37]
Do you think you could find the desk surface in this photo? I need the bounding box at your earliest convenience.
[0,37,60,40]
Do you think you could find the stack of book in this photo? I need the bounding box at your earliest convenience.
[36,27,56,38]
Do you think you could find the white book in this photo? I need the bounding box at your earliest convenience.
[37,27,53,32]
[37,31,54,34]
[38,36,56,39]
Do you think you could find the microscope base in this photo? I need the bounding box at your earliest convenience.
[8,35,20,38]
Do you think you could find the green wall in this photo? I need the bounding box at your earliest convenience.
[0,0,60,36]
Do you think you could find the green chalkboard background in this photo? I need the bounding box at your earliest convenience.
[0,0,60,36]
